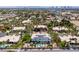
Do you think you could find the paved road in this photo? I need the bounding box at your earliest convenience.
[0,48,79,52]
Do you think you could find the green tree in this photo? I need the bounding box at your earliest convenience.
[50,32,61,46]
[22,33,31,43]
[1,10,7,14]
[60,41,66,49]
[60,19,73,28]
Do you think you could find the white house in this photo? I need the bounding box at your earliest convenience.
[12,27,25,31]
[52,26,68,31]
[0,34,20,43]
[34,25,47,28]
[59,34,79,42]
[22,19,31,24]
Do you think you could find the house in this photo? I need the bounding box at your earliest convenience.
[33,25,47,32]
[46,15,55,20]
[59,34,79,42]
[69,38,79,49]
[31,32,51,43]
[32,25,51,43]
[0,34,20,43]
[22,19,31,24]
[34,25,47,28]
[52,26,68,32]
[31,25,52,48]
[12,27,25,31]
[31,32,51,48]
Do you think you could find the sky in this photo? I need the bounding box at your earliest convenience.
[0,0,79,6]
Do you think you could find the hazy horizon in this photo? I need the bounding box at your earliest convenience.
[0,6,79,8]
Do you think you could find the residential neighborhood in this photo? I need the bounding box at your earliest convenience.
[0,6,79,51]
